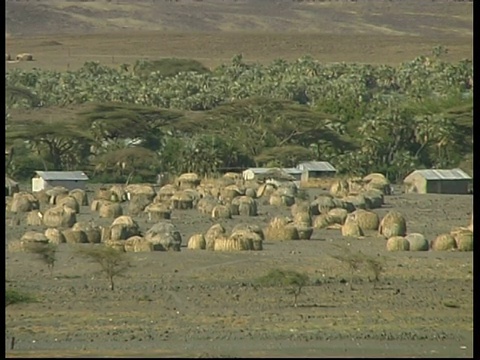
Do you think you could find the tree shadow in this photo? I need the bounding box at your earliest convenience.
[296,303,337,308]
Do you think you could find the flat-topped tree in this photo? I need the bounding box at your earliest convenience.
[6,117,93,170]
[76,245,132,292]
[79,102,184,151]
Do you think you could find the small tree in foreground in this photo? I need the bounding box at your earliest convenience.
[331,245,386,290]
[76,245,132,291]
[364,257,385,287]
[256,269,310,307]
[25,242,57,276]
[6,288,35,307]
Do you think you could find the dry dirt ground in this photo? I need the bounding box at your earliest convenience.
[5,0,474,357]
[6,0,473,70]
[5,184,474,358]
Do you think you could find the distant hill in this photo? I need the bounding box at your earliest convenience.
[6,0,473,37]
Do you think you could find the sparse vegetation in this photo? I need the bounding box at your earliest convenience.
[132,58,210,79]
[364,257,386,287]
[5,288,36,307]
[25,242,58,276]
[331,248,364,290]
[75,245,132,291]
[256,268,310,307]
[331,245,386,290]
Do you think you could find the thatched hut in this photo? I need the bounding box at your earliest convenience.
[177,173,201,189]
[109,216,141,241]
[144,203,171,221]
[43,205,76,228]
[124,236,153,252]
[11,192,40,213]
[144,221,182,251]
[69,188,89,206]
[187,234,206,250]
[5,176,20,196]
[16,53,34,61]
[204,223,226,250]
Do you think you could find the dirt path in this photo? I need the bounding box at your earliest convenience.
[5,337,474,358]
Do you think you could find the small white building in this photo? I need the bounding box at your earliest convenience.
[32,171,89,192]
[297,161,337,182]
[242,167,300,182]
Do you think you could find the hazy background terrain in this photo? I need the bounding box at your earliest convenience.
[6,0,473,70]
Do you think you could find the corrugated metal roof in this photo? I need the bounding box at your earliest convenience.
[297,161,337,172]
[244,167,303,174]
[244,168,297,181]
[408,168,472,181]
[34,171,89,181]
[244,168,272,174]
[283,167,303,174]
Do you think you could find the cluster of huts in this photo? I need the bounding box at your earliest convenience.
[242,162,472,195]
[4,164,473,195]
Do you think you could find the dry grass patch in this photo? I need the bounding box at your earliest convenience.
[300,177,337,190]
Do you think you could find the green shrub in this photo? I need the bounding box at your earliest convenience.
[133,58,210,78]
[5,288,35,307]
[256,268,309,307]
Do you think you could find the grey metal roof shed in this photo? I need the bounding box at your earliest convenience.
[297,161,337,182]
[32,171,89,192]
[242,168,297,182]
[297,161,337,172]
[403,168,472,194]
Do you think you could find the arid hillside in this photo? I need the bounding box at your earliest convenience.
[6,0,473,37]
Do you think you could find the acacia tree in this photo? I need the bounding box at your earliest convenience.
[93,146,160,183]
[198,97,351,166]
[76,246,132,292]
[5,51,472,179]
[254,145,314,168]
[25,243,57,276]
[79,102,183,151]
[6,118,93,170]
[256,269,310,307]
[6,85,41,108]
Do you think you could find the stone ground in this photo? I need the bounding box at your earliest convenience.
[5,185,474,358]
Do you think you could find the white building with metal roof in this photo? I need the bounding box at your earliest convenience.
[296,161,337,182]
[242,167,302,181]
[403,168,472,194]
[32,171,89,192]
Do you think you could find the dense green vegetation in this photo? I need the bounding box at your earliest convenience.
[5,50,473,182]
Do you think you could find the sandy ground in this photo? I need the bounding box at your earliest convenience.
[5,185,474,358]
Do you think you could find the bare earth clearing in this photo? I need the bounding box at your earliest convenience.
[5,185,474,358]
[5,0,473,358]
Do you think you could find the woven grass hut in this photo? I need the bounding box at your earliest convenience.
[5,176,20,196]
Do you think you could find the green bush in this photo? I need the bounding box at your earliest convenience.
[5,288,35,307]
[133,58,210,78]
[256,268,309,307]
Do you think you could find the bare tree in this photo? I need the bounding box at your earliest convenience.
[331,244,386,290]
[76,246,132,291]
[25,242,58,276]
